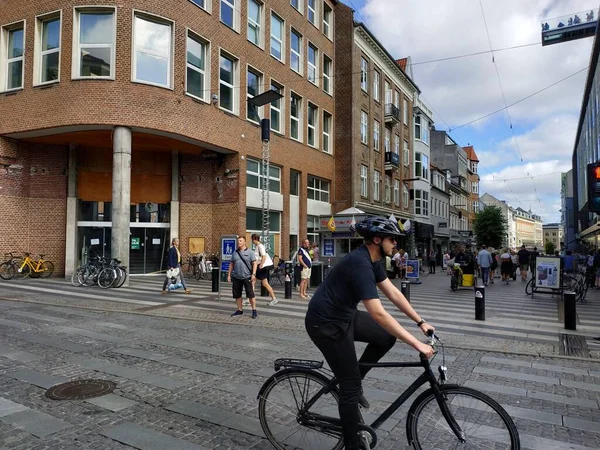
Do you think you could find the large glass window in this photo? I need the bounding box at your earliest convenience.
[290,169,300,196]
[308,0,317,25]
[221,0,235,29]
[403,140,409,165]
[361,111,368,144]
[4,25,24,90]
[75,10,114,78]
[189,0,207,10]
[247,0,262,46]
[384,127,391,152]
[308,176,330,202]
[415,115,421,139]
[323,55,332,94]
[323,2,332,38]
[394,134,400,154]
[270,81,283,133]
[291,0,301,12]
[403,98,409,125]
[219,53,236,113]
[394,179,400,205]
[385,81,391,104]
[415,153,429,179]
[385,175,391,203]
[373,120,380,151]
[403,185,409,208]
[360,165,368,197]
[360,57,368,91]
[307,43,317,85]
[415,190,429,216]
[186,32,208,101]
[133,15,172,88]
[290,29,301,73]
[373,171,380,201]
[373,70,380,102]
[271,13,284,61]
[307,102,317,147]
[323,111,332,153]
[38,16,60,84]
[246,209,281,232]
[246,159,281,193]
[290,92,302,141]
[247,68,262,123]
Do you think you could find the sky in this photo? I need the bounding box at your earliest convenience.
[341,0,598,223]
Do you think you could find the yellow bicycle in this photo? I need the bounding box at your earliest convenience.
[14,253,54,279]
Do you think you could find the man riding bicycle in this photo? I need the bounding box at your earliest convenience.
[305,216,435,449]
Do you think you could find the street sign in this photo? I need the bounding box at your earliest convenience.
[131,237,140,250]
[218,235,238,301]
[323,238,334,257]
[406,260,420,279]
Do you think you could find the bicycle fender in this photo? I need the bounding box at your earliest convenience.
[256,368,335,400]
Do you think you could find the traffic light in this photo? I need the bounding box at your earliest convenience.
[588,162,600,212]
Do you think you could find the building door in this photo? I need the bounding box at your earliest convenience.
[145,227,169,274]
[129,228,145,274]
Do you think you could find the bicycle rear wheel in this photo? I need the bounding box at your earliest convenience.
[0,262,14,280]
[98,268,116,289]
[406,384,519,449]
[13,263,30,280]
[39,261,54,278]
[258,369,344,450]
[525,278,533,296]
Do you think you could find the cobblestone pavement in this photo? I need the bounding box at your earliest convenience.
[0,271,599,449]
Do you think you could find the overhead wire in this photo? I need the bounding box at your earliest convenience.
[409,42,541,66]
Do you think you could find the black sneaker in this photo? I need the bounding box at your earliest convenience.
[231,310,243,317]
[252,310,258,319]
[358,393,370,409]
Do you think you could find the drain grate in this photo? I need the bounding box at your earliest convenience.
[45,379,116,400]
[560,334,590,358]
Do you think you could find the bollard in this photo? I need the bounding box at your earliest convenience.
[284,274,292,299]
[474,285,485,320]
[564,291,576,330]
[400,280,411,303]
[211,267,219,292]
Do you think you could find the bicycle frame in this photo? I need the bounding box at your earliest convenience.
[297,357,464,442]
[20,256,45,273]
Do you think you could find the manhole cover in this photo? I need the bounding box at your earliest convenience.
[45,379,116,400]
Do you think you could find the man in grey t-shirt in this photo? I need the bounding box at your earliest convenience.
[227,236,258,318]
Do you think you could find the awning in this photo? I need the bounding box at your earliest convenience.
[336,206,365,215]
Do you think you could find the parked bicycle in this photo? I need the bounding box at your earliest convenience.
[258,332,519,449]
[71,256,127,288]
[0,252,23,280]
[12,253,54,279]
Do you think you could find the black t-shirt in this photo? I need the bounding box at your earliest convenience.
[306,245,387,323]
[517,249,530,264]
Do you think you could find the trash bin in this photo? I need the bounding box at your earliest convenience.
[463,274,474,287]
[310,262,324,287]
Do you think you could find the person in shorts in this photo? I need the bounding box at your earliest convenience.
[297,239,312,299]
[517,244,530,281]
[251,234,278,306]
[227,236,258,319]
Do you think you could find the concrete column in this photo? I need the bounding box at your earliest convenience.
[64,144,78,278]
[170,150,179,244]
[111,127,132,286]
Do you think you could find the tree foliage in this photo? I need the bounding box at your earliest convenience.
[545,241,555,255]
[473,206,507,249]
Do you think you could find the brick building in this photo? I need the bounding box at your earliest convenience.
[0,0,337,275]
[463,145,480,226]
[327,3,417,257]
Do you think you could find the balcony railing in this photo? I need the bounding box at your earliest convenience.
[384,151,400,171]
[384,103,400,124]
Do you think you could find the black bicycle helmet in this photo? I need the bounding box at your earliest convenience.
[352,216,405,239]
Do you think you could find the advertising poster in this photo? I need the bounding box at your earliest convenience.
[323,239,334,257]
[535,257,561,289]
[406,260,420,279]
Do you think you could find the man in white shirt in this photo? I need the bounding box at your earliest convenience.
[251,234,278,306]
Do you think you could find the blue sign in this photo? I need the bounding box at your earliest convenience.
[221,238,236,261]
[221,261,230,272]
[406,260,420,279]
[323,239,334,257]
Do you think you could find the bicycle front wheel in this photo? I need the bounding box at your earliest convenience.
[407,384,519,449]
[525,278,533,296]
[258,369,344,450]
[0,262,14,280]
[39,261,54,278]
[98,268,116,289]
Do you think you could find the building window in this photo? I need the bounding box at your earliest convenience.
[373,171,381,201]
[247,158,281,193]
[35,14,60,85]
[221,0,237,30]
[394,180,400,206]
[247,67,262,123]
[290,29,301,73]
[307,102,318,148]
[247,209,281,233]
[247,0,263,47]
[307,215,319,244]
[403,140,409,165]
[385,81,391,104]
[323,111,332,153]
[308,0,317,25]
[2,24,25,91]
[373,120,380,151]
[290,169,300,196]
[308,176,330,202]
[384,127,391,152]
[473,201,478,212]
[415,115,421,140]
[270,81,283,133]
[133,14,172,88]
[271,13,284,61]
[322,2,332,38]
[403,98,408,125]
[394,134,400,154]
[403,185,409,208]
[74,9,115,79]
[323,55,332,94]
[373,70,380,102]
[189,0,208,11]
[290,92,302,141]
[307,43,318,85]
[415,190,429,216]
[472,181,478,194]
[361,111,368,144]
[360,57,368,92]
[219,52,237,113]
[415,153,429,180]
[361,165,368,197]
[385,175,391,203]
[291,0,302,12]
[471,162,478,173]
[394,90,399,108]
[186,32,208,101]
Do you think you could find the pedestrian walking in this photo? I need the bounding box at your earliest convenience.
[297,239,312,299]
[477,244,493,286]
[517,244,530,281]
[228,236,258,319]
[251,234,278,306]
[162,237,193,294]
[428,249,436,274]
[312,242,320,262]
[500,248,512,284]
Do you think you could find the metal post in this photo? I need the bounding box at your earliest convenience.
[284,262,293,299]
[475,285,485,320]
[563,291,576,330]
[401,280,411,303]
[260,120,271,254]
[211,267,219,292]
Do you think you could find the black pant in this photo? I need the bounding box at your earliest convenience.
[305,311,396,449]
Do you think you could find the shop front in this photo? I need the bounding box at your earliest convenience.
[414,221,434,258]
[317,214,367,265]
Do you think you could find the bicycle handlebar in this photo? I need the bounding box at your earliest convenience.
[420,330,440,361]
